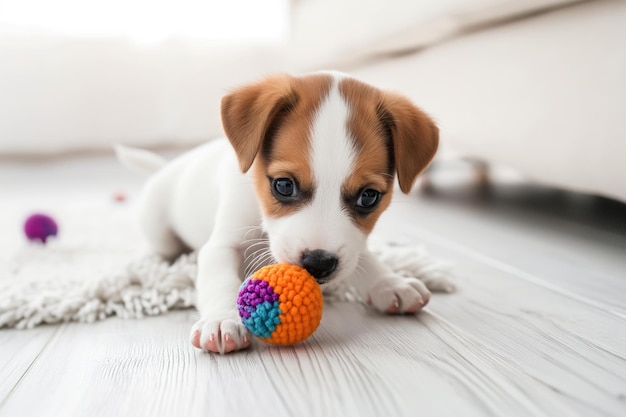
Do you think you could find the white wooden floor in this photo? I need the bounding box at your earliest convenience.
[1,157,625,417]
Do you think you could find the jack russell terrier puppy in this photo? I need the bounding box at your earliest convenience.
[118,71,451,354]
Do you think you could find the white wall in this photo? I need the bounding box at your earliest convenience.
[0,38,293,154]
[0,0,290,155]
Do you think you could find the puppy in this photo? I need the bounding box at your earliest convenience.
[119,72,441,354]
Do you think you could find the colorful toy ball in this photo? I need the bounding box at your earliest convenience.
[24,213,58,243]
[237,263,324,345]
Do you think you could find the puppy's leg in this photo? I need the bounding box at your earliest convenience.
[137,174,188,260]
[189,175,259,354]
[139,212,188,261]
[190,243,251,354]
[350,250,433,314]
[370,243,456,293]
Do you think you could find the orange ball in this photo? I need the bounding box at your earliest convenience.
[237,264,324,345]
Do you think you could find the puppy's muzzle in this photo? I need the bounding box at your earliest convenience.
[301,250,338,283]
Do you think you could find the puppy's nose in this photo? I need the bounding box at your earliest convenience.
[301,250,338,282]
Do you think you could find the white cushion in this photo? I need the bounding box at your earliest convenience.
[290,0,586,67]
[351,0,626,201]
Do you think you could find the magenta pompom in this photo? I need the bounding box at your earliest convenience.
[24,213,58,243]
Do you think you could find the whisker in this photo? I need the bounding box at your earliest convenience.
[243,240,270,258]
[239,225,265,240]
[244,246,269,268]
[254,254,275,272]
[245,246,269,263]
[245,251,275,278]
[354,263,366,279]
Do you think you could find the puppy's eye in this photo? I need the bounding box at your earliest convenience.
[272,178,297,198]
[355,189,380,212]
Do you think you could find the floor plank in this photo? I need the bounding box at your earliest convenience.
[0,326,58,404]
[378,188,626,314]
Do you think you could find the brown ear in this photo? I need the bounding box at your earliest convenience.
[379,93,439,194]
[221,75,297,173]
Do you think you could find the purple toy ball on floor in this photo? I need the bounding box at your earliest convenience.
[24,213,58,243]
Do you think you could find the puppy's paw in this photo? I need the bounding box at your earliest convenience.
[190,313,251,354]
[415,270,456,293]
[366,277,431,314]
[374,244,456,293]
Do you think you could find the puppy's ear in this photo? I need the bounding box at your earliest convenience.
[378,94,439,194]
[221,75,297,173]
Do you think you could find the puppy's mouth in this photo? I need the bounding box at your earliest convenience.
[312,276,333,286]
[301,267,338,286]
[306,271,340,288]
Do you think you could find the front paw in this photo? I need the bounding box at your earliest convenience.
[190,312,251,354]
[372,243,456,293]
[366,277,431,314]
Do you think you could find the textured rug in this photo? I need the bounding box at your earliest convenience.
[0,199,196,329]
[1,249,197,329]
[0,200,452,329]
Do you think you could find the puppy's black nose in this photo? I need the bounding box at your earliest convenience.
[301,250,338,282]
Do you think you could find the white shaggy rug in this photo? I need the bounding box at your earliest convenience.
[0,199,197,329]
[1,249,198,330]
[0,196,452,329]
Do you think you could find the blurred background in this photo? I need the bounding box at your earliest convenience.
[1,0,625,202]
[1,0,625,244]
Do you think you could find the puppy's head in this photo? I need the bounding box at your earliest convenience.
[221,72,438,286]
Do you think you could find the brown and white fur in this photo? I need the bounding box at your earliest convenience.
[117,71,448,354]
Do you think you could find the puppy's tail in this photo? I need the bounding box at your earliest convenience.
[114,145,167,176]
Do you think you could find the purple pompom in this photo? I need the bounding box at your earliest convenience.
[24,213,58,243]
